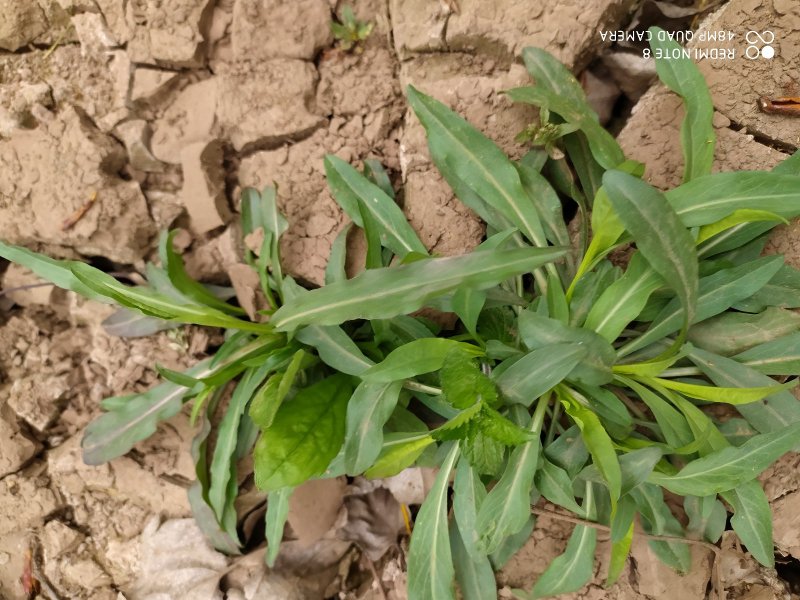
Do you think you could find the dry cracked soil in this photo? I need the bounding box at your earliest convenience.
[2,0,800,599]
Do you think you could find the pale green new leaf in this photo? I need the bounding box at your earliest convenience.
[271,246,566,331]
[407,444,459,600]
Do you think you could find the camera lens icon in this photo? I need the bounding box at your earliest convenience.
[745,31,775,59]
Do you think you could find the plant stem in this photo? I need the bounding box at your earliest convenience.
[545,400,562,446]
[660,366,703,378]
[403,381,442,396]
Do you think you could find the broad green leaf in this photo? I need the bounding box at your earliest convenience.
[476,402,546,554]
[249,373,283,430]
[325,223,352,285]
[365,433,435,478]
[363,339,479,383]
[451,523,497,600]
[209,365,271,520]
[325,155,426,258]
[481,406,535,445]
[296,324,374,375]
[774,149,800,174]
[265,487,292,566]
[494,344,587,406]
[518,312,616,387]
[254,374,352,491]
[619,256,783,357]
[641,375,793,405]
[649,420,800,496]
[684,495,726,544]
[343,381,403,474]
[518,47,625,169]
[689,307,800,356]
[453,458,488,561]
[462,429,504,476]
[82,337,277,464]
[407,85,550,249]
[272,246,566,331]
[666,171,800,227]
[649,26,715,182]
[696,209,787,245]
[359,199,385,269]
[70,263,267,332]
[720,481,774,567]
[630,484,691,573]
[0,241,108,302]
[159,230,245,315]
[535,458,583,514]
[584,253,663,342]
[407,443,459,600]
[441,349,497,409]
[734,331,800,375]
[603,170,698,331]
[688,346,800,435]
[734,264,800,312]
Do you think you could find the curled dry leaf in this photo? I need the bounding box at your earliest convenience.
[286,477,347,549]
[339,487,406,561]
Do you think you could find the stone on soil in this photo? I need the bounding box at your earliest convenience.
[180,138,231,234]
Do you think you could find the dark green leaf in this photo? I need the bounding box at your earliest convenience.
[535,458,583,514]
[494,344,587,406]
[363,339,479,383]
[688,307,800,355]
[630,484,692,573]
[325,223,352,285]
[296,324,375,375]
[526,523,596,598]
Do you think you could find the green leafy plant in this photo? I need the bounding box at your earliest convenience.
[4,25,800,599]
[330,5,373,53]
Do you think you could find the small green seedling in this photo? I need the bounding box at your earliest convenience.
[331,5,373,52]
[4,25,800,600]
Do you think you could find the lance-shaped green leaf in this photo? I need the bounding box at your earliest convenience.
[453,457,488,561]
[535,458,583,515]
[640,375,794,405]
[159,230,246,315]
[688,307,800,356]
[70,263,267,332]
[517,47,625,169]
[649,26,715,182]
[325,155,426,258]
[407,443,459,600]
[494,344,587,406]
[684,495,726,544]
[407,85,549,249]
[568,261,619,328]
[254,374,353,491]
[325,223,352,285]
[265,487,292,567]
[696,209,786,245]
[689,346,800,435]
[343,381,403,474]
[0,241,109,302]
[101,308,178,338]
[476,403,546,554]
[450,523,497,600]
[518,311,616,385]
[733,331,800,375]
[603,170,698,331]
[296,324,374,375]
[630,484,692,573]
[619,255,783,357]
[734,264,800,313]
[272,246,566,331]
[82,336,278,464]
[364,433,435,478]
[209,365,271,520]
[617,376,692,448]
[363,339,479,383]
[649,420,800,496]
[516,161,570,248]
[666,171,800,226]
[720,481,774,567]
[584,253,663,342]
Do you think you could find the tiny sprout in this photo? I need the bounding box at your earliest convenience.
[516,107,580,159]
[331,5,374,53]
